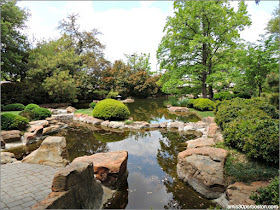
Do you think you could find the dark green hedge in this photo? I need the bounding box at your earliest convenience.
[1,113,29,130]
[2,103,25,111]
[92,99,130,121]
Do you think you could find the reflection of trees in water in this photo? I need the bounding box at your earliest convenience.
[126,99,200,123]
[156,131,215,209]
[93,129,130,143]
[157,132,194,177]
[56,125,109,162]
[127,99,165,122]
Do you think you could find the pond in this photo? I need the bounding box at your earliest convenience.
[54,98,216,209]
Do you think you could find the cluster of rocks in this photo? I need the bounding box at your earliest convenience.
[73,114,218,138]
[1,118,67,153]
[22,136,129,209]
[176,117,270,208]
[49,106,76,121]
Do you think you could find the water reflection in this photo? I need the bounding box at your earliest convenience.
[126,99,200,123]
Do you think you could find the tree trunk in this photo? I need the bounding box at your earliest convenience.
[208,59,213,99]
[258,84,262,97]
[202,72,207,98]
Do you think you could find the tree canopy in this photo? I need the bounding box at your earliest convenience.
[1,0,30,81]
[157,0,251,98]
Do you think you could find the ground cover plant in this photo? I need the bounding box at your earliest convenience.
[92,99,130,121]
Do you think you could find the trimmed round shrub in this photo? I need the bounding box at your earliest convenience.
[20,107,51,121]
[2,103,25,111]
[92,99,130,121]
[193,98,216,111]
[24,103,40,111]
[1,113,29,130]
[213,91,233,101]
[89,102,96,109]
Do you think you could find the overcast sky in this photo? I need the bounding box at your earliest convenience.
[17,1,278,71]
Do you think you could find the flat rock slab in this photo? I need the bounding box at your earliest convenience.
[226,181,270,205]
[168,106,189,112]
[73,151,128,189]
[177,147,228,199]
[1,162,59,210]
[187,138,215,149]
[1,130,21,143]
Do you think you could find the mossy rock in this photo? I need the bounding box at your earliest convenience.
[92,99,130,121]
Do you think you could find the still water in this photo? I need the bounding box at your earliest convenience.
[55,99,216,209]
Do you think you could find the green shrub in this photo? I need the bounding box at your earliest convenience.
[213,91,233,101]
[186,99,195,108]
[1,113,29,130]
[250,177,279,205]
[106,91,119,99]
[92,99,130,121]
[178,99,189,107]
[167,96,180,106]
[24,104,40,111]
[269,93,279,109]
[234,92,251,99]
[89,102,97,109]
[20,106,51,121]
[2,103,25,111]
[193,98,216,111]
[223,116,279,164]
[215,98,278,130]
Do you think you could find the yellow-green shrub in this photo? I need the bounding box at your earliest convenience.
[92,99,130,121]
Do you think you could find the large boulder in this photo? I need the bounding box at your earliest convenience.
[1,152,18,164]
[72,151,128,189]
[1,130,21,143]
[226,181,270,205]
[32,161,105,209]
[29,120,49,127]
[167,121,185,130]
[177,147,228,199]
[22,136,69,167]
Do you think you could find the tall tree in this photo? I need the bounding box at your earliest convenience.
[1,0,30,81]
[265,6,279,37]
[125,53,151,73]
[57,13,110,87]
[157,0,251,98]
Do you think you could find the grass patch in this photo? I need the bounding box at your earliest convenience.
[1,111,21,115]
[124,120,134,124]
[189,108,214,118]
[214,142,278,184]
[75,109,93,116]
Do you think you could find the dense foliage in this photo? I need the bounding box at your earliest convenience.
[92,99,130,121]
[2,103,25,111]
[193,98,216,111]
[215,98,279,164]
[1,113,29,130]
[250,177,279,205]
[1,0,30,81]
[157,1,251,98]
